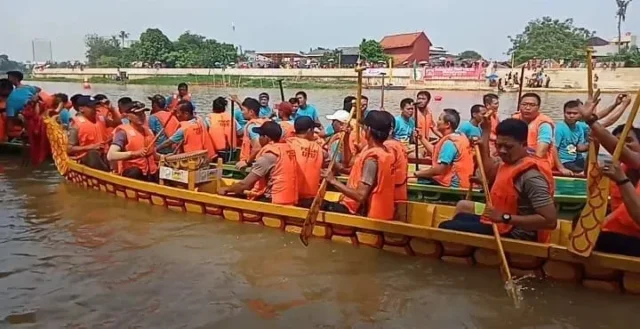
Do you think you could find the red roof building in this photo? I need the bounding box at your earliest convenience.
[379,32,432,67]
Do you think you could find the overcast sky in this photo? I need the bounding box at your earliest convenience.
[1,0,637,62]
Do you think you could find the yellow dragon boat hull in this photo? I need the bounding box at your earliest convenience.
[61,160,640,294]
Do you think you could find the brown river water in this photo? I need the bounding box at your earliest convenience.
[1,82,638,328]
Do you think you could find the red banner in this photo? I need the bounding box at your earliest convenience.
[423,67,486,80]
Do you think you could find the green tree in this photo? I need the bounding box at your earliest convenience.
[84,34,122,66]
[135,28,173,65]
[118,30,130,48]
[320,50,338,66]
[616,0,633,53]
[507,17,594,64]
[458,50,483,60]
[359,39,388,63]
[0,54,26,72]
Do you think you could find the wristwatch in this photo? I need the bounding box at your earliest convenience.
[584,114,599,126]
[501,213,512,224]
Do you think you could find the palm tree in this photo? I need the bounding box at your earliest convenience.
[616,0,633,53]
[118,31,130,48]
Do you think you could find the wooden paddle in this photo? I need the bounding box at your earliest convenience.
[569,88,640,257]
[472,142,518,303]
[300,67,364,246]
[216,157,224,192]
[414,95,420,171]
[379,72,386,108]
[515,65,525,112]
[228,101,236,163]
[355,67,365,145]
[277,79,285,102]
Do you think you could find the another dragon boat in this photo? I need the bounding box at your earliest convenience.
[43,117,640,295]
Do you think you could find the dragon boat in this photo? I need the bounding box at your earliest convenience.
[41,116,640,295]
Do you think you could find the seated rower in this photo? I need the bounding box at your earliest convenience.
[512,93,555,167]
[5,71,40,141]
[276,101,295,139]
[413,109,473,189]
[93,94,123,136]
[218,121,298,205]
[381,111,409,202]
[393,98,416,143]
[554,100,589,175]
[156,101,216,160]
[322,111,395,220]
[53,93,73,129]
[230,96,268,170]
[67,96,111,171]
[324,110,351,171]
[456,104,485,139]
[205,96,241,158]
[442,118,557,242]
[288,116,328,208]
[258,92,274,119]
[148,94,180,154]
[578,97,640,256]
[167,82,191,111]
[0,78,15,142]
[107,106,159,182]
[482,93,500,155]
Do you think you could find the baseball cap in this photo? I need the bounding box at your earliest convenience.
[129,106,149,114]
[121,101,146,113]
[148,94,167,108]
[75,95,98,107]
[362,110,392,132]
[251,121,282,140]
[326,110,350,123]
[294,116,321,133]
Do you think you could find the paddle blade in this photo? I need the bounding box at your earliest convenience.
[299,183,327,246]
[568,144,610,257]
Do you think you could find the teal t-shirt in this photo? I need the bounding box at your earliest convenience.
[456,121,482,139]
[555,121,587,164]
[295,104,319,121]
[393,115,416,142]
[234,110,247,131]
[437,139,460,187]
[259,106,273,119]
[6,85,38,117]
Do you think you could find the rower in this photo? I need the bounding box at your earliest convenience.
[393,98,416,143]
[288,116,327,208]
[52,93,72,129]
[218,121,298,205]
[415,90,441,142]
[324,109,351,169]
[5,71,40,141]
[289,97,300,118]
[276,101,295,139]
[167,83,191,111]
[0,78,15,142]
[578,98,640,256]
[295,91,323,131]
[382,111,409,202]
[93,94,122,136]
[148,94,180,154]
[107,106,159,182]
[157,101,216,160]
[322,110,395,221]
[512,93,555,167]
[441,118,557,242]
[205,96,241,158]
[322,96,355,139]
[258,92,273,118]
[67,96,110,171]
[554,100,589,175]
[482,93,500,154]
[361,95,371,118]
[117,97,133,115]
[456,104,485,139]
[230,96,268,170]
[413,109,473,189]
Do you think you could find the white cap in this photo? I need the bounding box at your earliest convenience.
[326,110,350,123]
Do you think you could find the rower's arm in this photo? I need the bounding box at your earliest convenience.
[618,181,640,225]
[414,163,449,179]
[430,126,442,139]
[600,100,630,128]
[157,128,183,150]
[104,107,122,128]
[479,123,498,184]
[330,180,372,204]
[248,139,262,164]
[225,172,261,195]
[535,123,552,158]
[107,145,132,161]
[588,122,640,169]
[595,100,619,120]
[510,171,558,230]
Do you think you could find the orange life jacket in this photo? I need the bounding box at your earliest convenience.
[71,115,107,159]
[341,146,395,220]
[169,93,192,110]
[603,180,640,239]
[288,136,323,199]
[96,104,116,137]
[207,112,236,152]
[609,163,631,212]
[179,118,216,159]
[383,139,408,201]
[431,133,474,188]
[248,142,298,205]
[279,120,295,139]
[152,110,179,139]
[416,108,434,140]
[240,118,268,162]
[513,112,555,167]
[481,156,555,243]
[115,124,158,176]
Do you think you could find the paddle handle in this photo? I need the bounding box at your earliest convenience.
[150,111,177,146]
[472,143,518,302]
[586,49,594,97]
[278,79,285,102]
[612,90,640,163]
[229,101,236,162]
[516,65,525,112]
[414,99,420,171]
[355,67,364,145]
